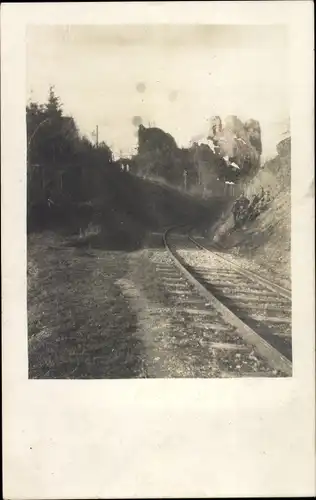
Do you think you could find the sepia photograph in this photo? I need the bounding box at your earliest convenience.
[2,2,315,499]
[26,24,293,379]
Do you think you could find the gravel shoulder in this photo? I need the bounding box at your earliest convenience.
[196,234,291,291]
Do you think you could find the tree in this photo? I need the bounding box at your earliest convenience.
[45,86,63,119]
[26,87,83,167]
[27,87,115,212]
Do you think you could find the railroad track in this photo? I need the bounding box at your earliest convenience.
[163,226,292,377]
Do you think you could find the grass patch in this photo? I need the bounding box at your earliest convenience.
[28,232,147,378]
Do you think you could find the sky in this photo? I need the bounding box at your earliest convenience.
[26,24,290,159]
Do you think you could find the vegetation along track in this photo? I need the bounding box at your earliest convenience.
[163,226,292,377]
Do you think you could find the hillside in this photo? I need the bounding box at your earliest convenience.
[208,137,291,287]
[29,170,218,251]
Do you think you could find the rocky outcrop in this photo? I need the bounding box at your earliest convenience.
[210,115,223,137]
[244,118,262,156]
[208,114,262,176]
[276,137,291,157]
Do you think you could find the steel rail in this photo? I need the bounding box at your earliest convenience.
[189,233,291,300]
[163,226,292,376]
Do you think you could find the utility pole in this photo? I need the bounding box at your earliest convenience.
[183,169,188,191]
[92,125,99,147]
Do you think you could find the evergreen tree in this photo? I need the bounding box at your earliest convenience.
[45,85,63,119]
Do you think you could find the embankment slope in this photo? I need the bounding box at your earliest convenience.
[210,137,291,286]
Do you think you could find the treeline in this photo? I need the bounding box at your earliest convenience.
[27,87,119,211]
[131,116,262,192]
